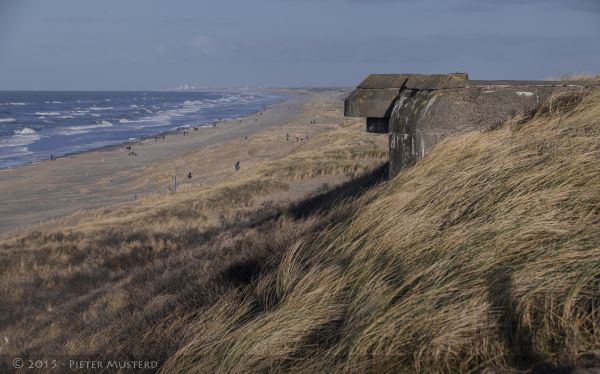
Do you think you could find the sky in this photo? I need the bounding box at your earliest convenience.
[0,0,598,90]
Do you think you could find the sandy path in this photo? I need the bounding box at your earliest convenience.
[0,89,318,232]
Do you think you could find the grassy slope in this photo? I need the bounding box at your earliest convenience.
[163,90,600,372]
[0,99,386,367]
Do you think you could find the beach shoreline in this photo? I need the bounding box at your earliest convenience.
[0,88,358,233]
[0,88,291,172]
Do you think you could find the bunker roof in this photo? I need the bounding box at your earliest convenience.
[358,73,469,90]
[346,73,600,118]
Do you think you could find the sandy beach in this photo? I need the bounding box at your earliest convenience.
[0,88,385,233]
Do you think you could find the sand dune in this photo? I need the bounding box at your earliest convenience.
[0,88,374,233]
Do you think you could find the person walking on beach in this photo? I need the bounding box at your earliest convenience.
[286,133,289,142]
[235,160,240,172]
[187,171,192,180]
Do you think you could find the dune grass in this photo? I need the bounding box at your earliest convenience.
[560,73,600,82]
[1,89,598,372]
[0,97,386,370]
[162,89,600,373]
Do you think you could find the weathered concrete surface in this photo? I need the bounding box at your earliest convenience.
[345,73,470,118]
[388,84,559,174]
[345,88,400,118]
[345,73,600,176]
[357,74,409,89]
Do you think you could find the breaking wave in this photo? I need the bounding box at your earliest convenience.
[14,127,37,135]
[89,106,114,111]
[0,128,40,149]
[35,112,61,116]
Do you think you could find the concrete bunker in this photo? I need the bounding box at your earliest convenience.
[345,73,599,176]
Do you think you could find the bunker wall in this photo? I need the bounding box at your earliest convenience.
[345,73,600,177]
[388,85,558,174]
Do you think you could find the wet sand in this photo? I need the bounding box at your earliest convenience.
[0,88,359,233]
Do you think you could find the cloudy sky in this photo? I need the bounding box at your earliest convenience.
[0,0,598,90]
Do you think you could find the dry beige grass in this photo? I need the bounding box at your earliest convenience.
[0,94,386,371]
[1,89,598,373]
[560,73,600,82]
[162,89,600,373]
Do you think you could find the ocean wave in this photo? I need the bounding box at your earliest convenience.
[0,146,33,159]
[54,121,114,136]
[182,101,217,110]
[0,128,40,148]
[45,101,63,104]
[182,100,220,110]
[118,118,155,124]
[55,129,88,136]
[1,91,281,168]
[127,100,218,129]
[14,127,37,135]
[35,112,61,116]
[183,100,207,106]
[217,95,243,103]
[67,121,113,131]
[89,106,114,111]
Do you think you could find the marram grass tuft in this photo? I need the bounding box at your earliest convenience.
[164,89,600,373]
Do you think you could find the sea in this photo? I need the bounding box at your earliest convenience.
[0,90,283,169]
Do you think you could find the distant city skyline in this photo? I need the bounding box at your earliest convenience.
[0,0,598,90]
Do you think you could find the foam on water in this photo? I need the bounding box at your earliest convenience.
[35,112,61,116]
[68,120,114,131]
[119,118,154,124]
[56,121,114,135]
[0,90,284,168]
[0,128,40,149]
[14,127,37,135]
[89,106,114,111]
